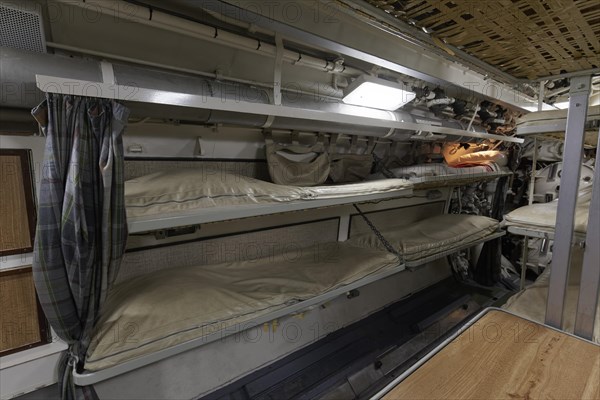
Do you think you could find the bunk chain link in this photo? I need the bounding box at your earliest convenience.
[352,204,404,262]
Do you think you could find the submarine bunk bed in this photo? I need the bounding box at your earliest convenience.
[75,170,509,398]
[503,104,598,290]
[502,77,600,340]
[32,64,522,398]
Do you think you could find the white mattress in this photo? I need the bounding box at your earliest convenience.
[348,214,500,261]
[503,186,592,234]
[125,169,412,218]
[503,247,600,343]
[85,242,399,371]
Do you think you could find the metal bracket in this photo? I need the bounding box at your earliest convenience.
[273,33,283,106]
[100,60,115,85]
[410,130,447,141]
[194,136,204,156]
[337,214,350,242]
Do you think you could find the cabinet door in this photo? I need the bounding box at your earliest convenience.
[0,149,36,256]
[0,266,49,355]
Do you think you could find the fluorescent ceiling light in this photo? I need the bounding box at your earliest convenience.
[343,75,416,111]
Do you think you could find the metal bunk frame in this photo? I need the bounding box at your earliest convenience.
[405,231,506,270]
[511,75,599,340]
[126,187,413,233]
[31,57,561,391]
[506,224,587,290]
[516,105,600,136]
[409,170,513,190]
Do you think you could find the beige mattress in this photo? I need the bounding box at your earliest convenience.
[504,186,592,234]
[85,242,399,371]
[125,169,412,218]
[503,248,600,343]
[348,214,500,261]
[368,163,509,183]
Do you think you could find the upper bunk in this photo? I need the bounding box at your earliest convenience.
[125,169,412,233]
[516,105,600,145]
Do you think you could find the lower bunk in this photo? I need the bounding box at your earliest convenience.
[348,213,504,268]
[503,186,592,239]
[502,187,591,287]
[83,242,400,373]
[77,250,452,399]
[76,213,504,398]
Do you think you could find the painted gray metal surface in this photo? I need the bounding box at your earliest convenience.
[35,75,524,144]
[545,75,592,329]
[214,0,537,111]
[574,128,600,339]
[506,226,587,242]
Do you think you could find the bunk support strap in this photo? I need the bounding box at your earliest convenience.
[574,127,600,339]
[545,75,591,329]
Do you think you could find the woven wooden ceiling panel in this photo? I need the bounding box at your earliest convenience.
[364,0,600,79]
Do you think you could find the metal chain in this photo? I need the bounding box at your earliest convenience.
[353,204,404,261]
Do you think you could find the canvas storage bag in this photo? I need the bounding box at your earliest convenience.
[329,134,375,183]
[265,131,330,186]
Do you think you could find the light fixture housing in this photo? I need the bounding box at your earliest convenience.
[342,75,416,111]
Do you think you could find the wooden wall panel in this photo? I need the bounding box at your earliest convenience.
[0,267,47,355]
[0,149,36,256]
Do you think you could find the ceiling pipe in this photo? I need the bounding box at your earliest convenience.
[1,46,493,140]
[46,42,344,101]
[54,0,363,76]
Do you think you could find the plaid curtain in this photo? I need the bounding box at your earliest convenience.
[31,94,129,399]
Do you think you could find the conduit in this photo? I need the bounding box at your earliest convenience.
[56,0,363,76]
[46,42,344,101]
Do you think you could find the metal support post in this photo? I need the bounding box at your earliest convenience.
[545,75,592,328]
[574,127,600,339]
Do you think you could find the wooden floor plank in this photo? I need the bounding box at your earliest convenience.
[384,310,600,400]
